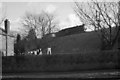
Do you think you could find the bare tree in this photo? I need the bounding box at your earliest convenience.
[21,12,37,36]
[38,11,59,37]
[22,11,59,38]
[74,1,120,50]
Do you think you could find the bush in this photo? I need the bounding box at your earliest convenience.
[2,50,119,73]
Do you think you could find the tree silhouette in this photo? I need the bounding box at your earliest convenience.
[25,28,37,40]
[16,34,21,43]
[74,1,120,50]
[14,34,24,56]
[21,11,59,38]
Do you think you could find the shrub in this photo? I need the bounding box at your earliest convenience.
[2,50,119,73]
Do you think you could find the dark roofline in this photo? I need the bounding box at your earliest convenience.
[0,27,16,38]
[59,24,85,32]
[0,33,16,38]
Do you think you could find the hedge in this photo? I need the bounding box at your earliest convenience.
[2,50,120,73]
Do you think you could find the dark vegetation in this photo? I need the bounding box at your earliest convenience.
[13,24,86,55]
[50,31,101,54]
[2,50,120,73]
[2,1,120,75]
[14,25,119,56]
[74,2,120,50]
[9,24,120,73]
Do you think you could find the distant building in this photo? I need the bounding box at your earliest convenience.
[56,24,85,37]
[42,24,85,39]
[0,27,16,56]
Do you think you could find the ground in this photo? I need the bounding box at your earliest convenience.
[2,69,119,79]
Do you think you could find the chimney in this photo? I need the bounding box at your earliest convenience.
[4,19,10,34]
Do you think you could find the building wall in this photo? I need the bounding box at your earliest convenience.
[56,24,85,37]
[0,35,15,56]
[0,35,3,53]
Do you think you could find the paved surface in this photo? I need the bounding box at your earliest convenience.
[2,70,120,79]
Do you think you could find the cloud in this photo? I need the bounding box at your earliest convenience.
[0,2,2,9]
[0,2,3,17]
[68,14,82,26]
[59,13,83,29]
[10,18,23,32]
[45,4,56,13]
[0,3,4,29]
[0,2,3,9]
[59,21,70,29]
[26,3,57,14]
[1,0,118,2]
[27,2,38,8]
[26,2,37,13]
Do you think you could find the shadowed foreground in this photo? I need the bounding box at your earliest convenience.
[2,70,120,79]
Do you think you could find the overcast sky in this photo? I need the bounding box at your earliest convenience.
[0,0,119,32]
[0,2,84,32]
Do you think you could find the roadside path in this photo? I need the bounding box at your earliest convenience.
[2,70,120,78]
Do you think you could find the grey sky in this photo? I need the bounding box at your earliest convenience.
[0,0,119,32]
[0,2,84,32]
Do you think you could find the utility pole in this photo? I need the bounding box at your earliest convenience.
[4,19,10,56]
